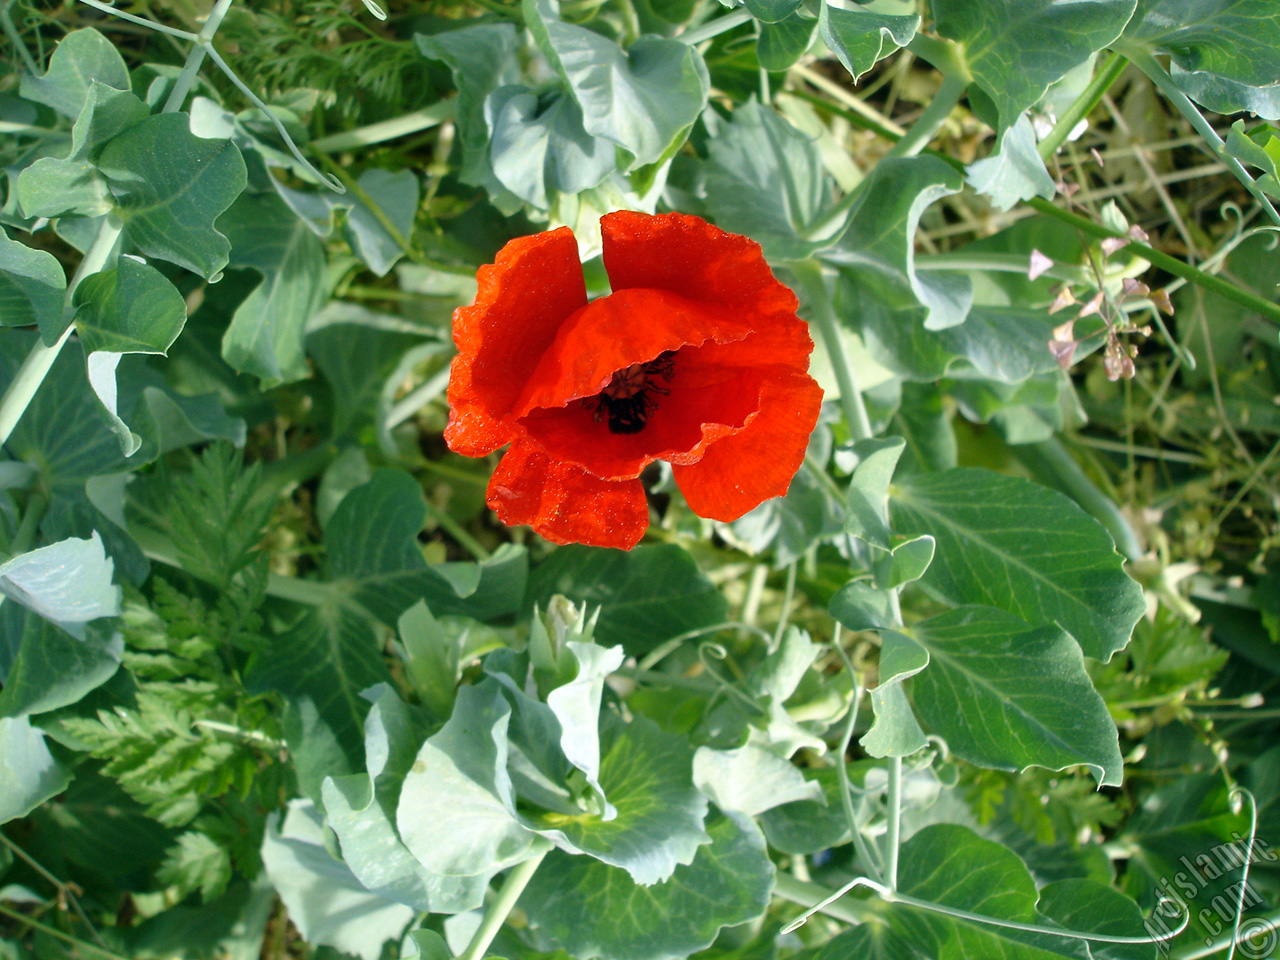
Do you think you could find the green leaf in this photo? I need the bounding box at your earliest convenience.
[16,82,150,220]
[1122,0,1280,88]
[322,687,490,913]
[745,0,801,23]
[891,468,1145,662]
[245,607,390,770]
[911,606,1123,786]
[757,14,818,72]
[342,168,419,276]
[0,532,120,631]
[73,256,186,356]
[693,726,823,816]
[519,811,773,960]
[262,800,416,960]
[818,3,919,82]
[828,580,895,631]
[845,437,905,550]
[0,715,71,824]
[827,156,972,334]
[19,28,130,119]
[966,114,1057,211]
[218,191,329,385]
[0,606,121,718]
[521,712,709,884]
[0,227,66,341]
[325,469,527,624]
[485,86,615,209]
[1036,880,1151,960]
[703,99,837,261]
[156,831,233,903]
[934,0,1137,129]
[860,630,929,758]
[525,544,726,658]
[524,0,709,166]
[96,112,247,280]
[1169,62,1280,120]
[396,681,545,877]
[1225,120,1280,199]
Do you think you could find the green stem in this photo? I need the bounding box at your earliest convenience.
[678,8,751,45]
[772,562,797,646]
[459,847,549,960]
[0,0,38,74]
[424,497,492,561]
[884,756,902,891]
[0,902,127,960]
[0,218,122,449]
[772,872,878,927]
[884,67,968,159]
[1039,51,1127,160]
[311,101,456,152]
[1122,46,1280,229]
[789,260,873,441]
[163,0,235,112]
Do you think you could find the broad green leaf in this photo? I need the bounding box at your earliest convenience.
[693,727,823,816]
[860,629,929,757]
[891,468,1145,662]
[0,605,122,717]
[544,641,626,798]
[1225,121,1280,199]
[0,716,71,824]
[325,470,527,624]
[322,688,490,913]
[0,532,120,632]
[757,14,818,71]
[73,256,186,356]
[845,436,906,550]
[524,0,709,165]
[911,606,1123,786]
[283,696,353,808]
[96,113,247,280]
[342,168,419,276]
[812,923,924,960]
[402,931,452,960]
[519,811,773,960]
[485,86,615,208]
[934,0,1137,129]
[218,191,328,385]
[521,712,709,884]
[397,601,462,721]
[525,544,725,657]
[966,114,1057,211]
[745,0,801,23]
[885,824,1096,959]
[397,682,546,877]
[1036,880,1151,960]
[16,82,149,219]
[19,28,130,118]
[262,800,415,960]
[1169,63,1280,120]
[0,227,65,341]
[415,25,522,198]
[818,3,919,81]
[245,606,390,769]
[888,534,935,587]
[1122,0,1280,88]
[703,99,837,261]
[829,579,895,631]
[827,156,972,333]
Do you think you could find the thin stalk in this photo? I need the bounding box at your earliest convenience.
[678,8,751,46]
[163,0,235,112]
[884,69,968,159]
[0,218,122,448]
[311,101,456,152]
[772,562,798,646]
[831,634,883,884]
[789,261,873,441]
[1038,51,1127,159]
[458,848,548,960]
[772,873,878,927]
[884,756,902,891]
[424,497,492,561]
[1,0,38,74]
[0,835,106,949]
[1121,46,1280,229]
[0,903,130,960]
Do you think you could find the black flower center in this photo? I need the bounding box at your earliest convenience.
[594,351,676,434]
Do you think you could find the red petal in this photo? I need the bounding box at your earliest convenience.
[445,227,586,457]
[487,440,650,550]
[601,212,810,369]
[672,369,824,521]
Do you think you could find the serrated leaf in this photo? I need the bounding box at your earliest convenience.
[19,28,130,119]
[218,191,328,385]
[524,0,708,166]
[0,532,120,632]
[262,800,415,960]
[520,811,773,960]
[96,112,247,279]
[157,831,233,903]
[16,82,150,220]
[703,99,837,261]
[890,468,1145,662]
[934,0,1136,129]
[0,716,71,824]
[911,606,1123,786]
[397,682,545,877]
[1122,0,1280,88]
[525,544,725,658]
[818,3,919,81]
[0,227,66,341]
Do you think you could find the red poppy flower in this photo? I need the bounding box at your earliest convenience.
[445,211,824,550]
